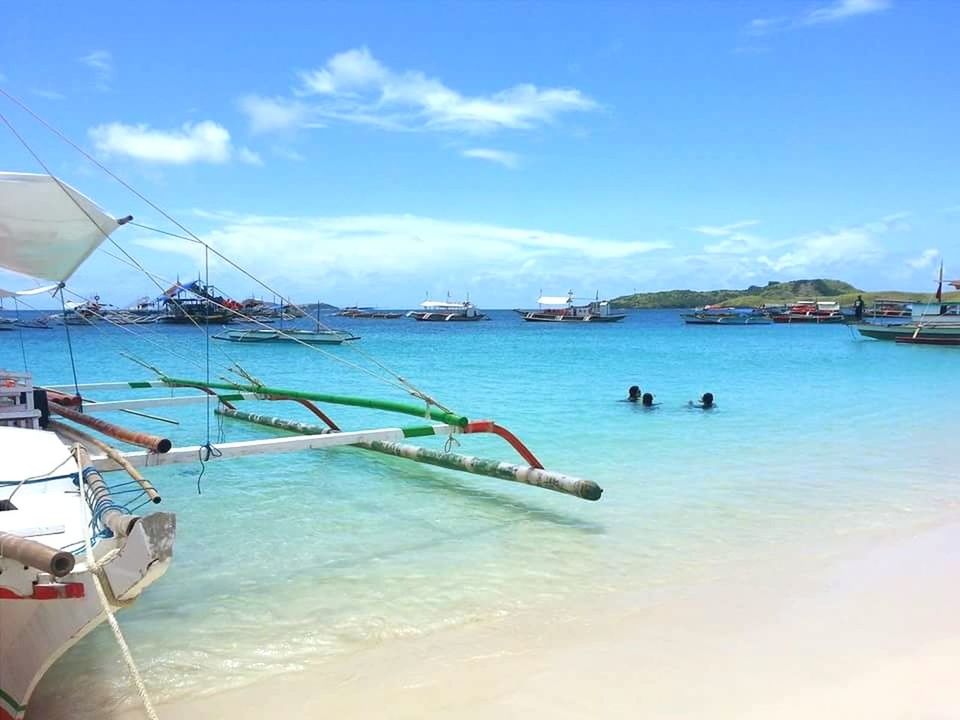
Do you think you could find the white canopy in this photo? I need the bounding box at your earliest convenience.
[537,295,573,305]
[421,300,467,309]
[0,172,119,283]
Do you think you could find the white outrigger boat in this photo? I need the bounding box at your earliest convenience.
[517,291,626,323]
[407,296,487,322]
[0,174,175,720]
[0,96,607,719]
[213,327,359,344]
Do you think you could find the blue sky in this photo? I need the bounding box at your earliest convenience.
[1,0,957,308]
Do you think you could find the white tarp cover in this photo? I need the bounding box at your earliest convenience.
[0,172,118,282]
[537,295,572,305]
[421,300,466,309]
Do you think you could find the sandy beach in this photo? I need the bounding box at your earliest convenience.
[40,518,954,720]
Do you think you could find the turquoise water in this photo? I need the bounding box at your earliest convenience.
[4,311,958,714]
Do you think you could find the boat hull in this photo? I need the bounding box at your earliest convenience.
[855,323,960,341]
[213,329,359,344]
[771,314,844,324]
[521,312,625,323]
[408,311,488,322]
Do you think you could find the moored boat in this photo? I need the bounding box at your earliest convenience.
[518,291,626,323]
[213,327,360,344]
[771,300,844,324]
[407,297,487,321]
[0,173,176,720]
[682,306,772,325]
[856,266,960,343]
[864,298,913,319]
[336,306,403,319]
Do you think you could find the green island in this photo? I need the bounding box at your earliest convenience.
[611,279,960,309]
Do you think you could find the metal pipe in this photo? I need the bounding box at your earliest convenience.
[50,403,172,453]
[0,531,76,577]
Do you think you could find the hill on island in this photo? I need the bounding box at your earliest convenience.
[611,279,955,309]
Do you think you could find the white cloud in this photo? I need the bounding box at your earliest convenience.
[907,248,939,270]
[89,120,260,165]
[803,0,891,25]
[238,95,311,134]
[133,212,669,302]
[757,228,881,272]
[691,220,760,237]
[461,148,519,168]
[80,50,113,90]
[31,88,65,100]
[240,47,597,135]
[749,0,890,34]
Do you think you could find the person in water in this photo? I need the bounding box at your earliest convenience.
[641,392,657,407]
[626,385,641,402]
[690,392,714,409]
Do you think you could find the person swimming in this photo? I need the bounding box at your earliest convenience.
[690,392,715,409]
[641,392,657,408]
[626,385,641,402]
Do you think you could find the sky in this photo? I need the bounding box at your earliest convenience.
[0,0,958,308]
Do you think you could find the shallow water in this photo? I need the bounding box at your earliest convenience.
[3,310,957,713]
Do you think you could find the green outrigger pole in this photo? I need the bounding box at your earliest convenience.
[159,376,469,427]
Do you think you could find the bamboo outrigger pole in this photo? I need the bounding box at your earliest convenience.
[50,402,172,453]
[216,408,603,501]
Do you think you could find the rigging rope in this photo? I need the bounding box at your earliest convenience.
[57,286,82,403]
[0,88,454,412]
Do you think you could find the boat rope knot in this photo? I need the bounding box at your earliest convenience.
[443,434,461,454]
[196,442,222,495]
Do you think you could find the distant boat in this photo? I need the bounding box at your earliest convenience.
[407,297,488,322]
[863,298,913,319]
[335,306,403,319]
[213,328,359,345]
[771,300,844,324]
[682,306,772,325]
[517,291,626,323]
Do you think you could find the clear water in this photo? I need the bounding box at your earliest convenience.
[3,310,957,712]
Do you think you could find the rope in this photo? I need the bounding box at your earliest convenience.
[56,286,83,403]
[196,442,221,495]
[1,88,455,412]
[75,445,161,720]
[13,297,28,372]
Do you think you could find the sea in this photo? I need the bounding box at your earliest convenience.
[2,309,958,716]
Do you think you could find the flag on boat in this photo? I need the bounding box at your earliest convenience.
[936,260,944,302]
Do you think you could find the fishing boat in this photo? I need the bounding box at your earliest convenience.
[156,279,236,324]
[517,291,626,323]
[0,97,608,719]
[336,306,403,319]
[771,300,844,324]
[855,266,960,343]
[682,306,772,325]
[407,297,488,322]
[0,173,176,720]
[864,299,913,320]
[213,327,359,344]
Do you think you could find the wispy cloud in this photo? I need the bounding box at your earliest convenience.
[240,47,597,136]
[461,148,519,168]
[749,0,890,35]
[30,88,65,100]
[89,120,261,165]
[907,248,939,270]
[237,95,312,135]
[691,220,760,237]
[134,211,669,301]
[80,50,113,90]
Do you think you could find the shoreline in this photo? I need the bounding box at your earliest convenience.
[44,516,957,720]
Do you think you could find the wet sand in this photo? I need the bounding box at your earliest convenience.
[88,519,960,720]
